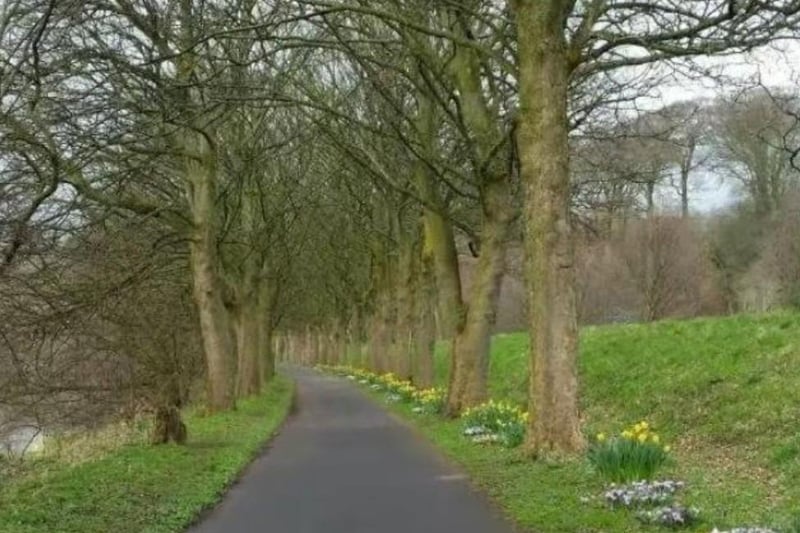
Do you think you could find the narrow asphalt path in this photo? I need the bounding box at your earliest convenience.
[188,368,518,533]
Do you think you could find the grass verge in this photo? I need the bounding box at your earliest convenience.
[351,311,800,532]
[0,376,294,533]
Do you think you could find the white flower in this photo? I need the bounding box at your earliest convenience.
[604,480,685,508]
[471,433,501,444]
[711,527,778,533]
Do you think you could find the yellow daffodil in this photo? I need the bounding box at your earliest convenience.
[596,432,607,442]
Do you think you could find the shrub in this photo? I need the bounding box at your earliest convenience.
[588,421,671,482]
[462,400,528,448]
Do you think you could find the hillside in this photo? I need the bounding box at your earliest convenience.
[421,312,800,531]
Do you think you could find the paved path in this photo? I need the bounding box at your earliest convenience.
[189,368,518,533]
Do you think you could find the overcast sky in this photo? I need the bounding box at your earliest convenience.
[648,41,800,214]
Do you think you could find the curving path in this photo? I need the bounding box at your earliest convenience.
[188,367,518,533]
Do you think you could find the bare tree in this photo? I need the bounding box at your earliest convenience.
[712,89,800,217]
[512,0,800,455]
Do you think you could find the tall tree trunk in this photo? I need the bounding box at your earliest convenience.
[515,0,584,455]
[177,1,235,412]
[368,289,392,373]
[422,202,463,400]
[369,240,395,373]
[445,180,511,413]
[414,241,437,388]
[325,327,334,365]
[646,180,656,216]
[273,332,284,365]
[679,139,695,218]
[314,328,323,366]
[367,310,382,372]
[234,298,261,397]
[442,12,511,415]
[412,93,465,398]
[348,307,365,367]
[334,320,345,366]
[234,205,264,396]
[304,326,314,365]
[259,282,275,383]
[395,229,417,381]
[378,293,394,373]
[185,142,236,412]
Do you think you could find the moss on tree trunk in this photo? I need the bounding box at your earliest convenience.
[514,0,584,455]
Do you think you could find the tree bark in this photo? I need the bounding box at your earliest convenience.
[679,139,695,218]
[367,233,395,373]
[515,0,584,455]
[315,329,324,366]
[368,291,392,373]
[646,180,656,217]
[412,86,465,406]
[259,283,275,383]
[441,15,511,415]
[394,229,417,380]
[348,307,365,367]
[177,0,235,412]
[185,144,236,412]
[413,227,437,388]
[234,297,262,397]
[445,180,511,413]
[304,326,314,365]
[412,90,465,336]
[152,405,187,445]
[335,319,347,366]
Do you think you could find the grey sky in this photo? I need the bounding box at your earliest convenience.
[648,43,800,214]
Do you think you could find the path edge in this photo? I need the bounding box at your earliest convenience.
[183,375,298,531]
[346,377,534,533]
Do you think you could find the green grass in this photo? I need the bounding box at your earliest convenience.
[384,312,800,532]
[0,377,294,533]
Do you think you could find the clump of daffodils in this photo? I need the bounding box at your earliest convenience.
[317,364,365,379]
[412,388,446,415]
[461,399,528,448]
[318,365,446,415]
[620,421,665,447]
[351,368,375,383]
[589,421,672,483]
[377,373,416,402]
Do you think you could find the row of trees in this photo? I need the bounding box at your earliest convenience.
[3,0,800,454]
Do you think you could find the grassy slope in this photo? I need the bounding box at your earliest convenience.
[402,312,800,531]
[0,376,294,533]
